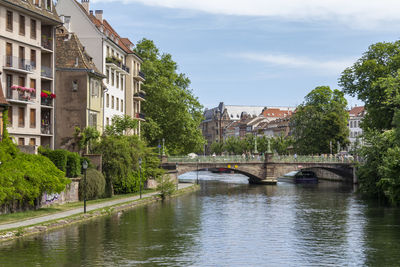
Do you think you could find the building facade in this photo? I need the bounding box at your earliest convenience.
[56,0,144,134]
[0,0,60,148]
[348,106,365,151]
[54,26,105,150]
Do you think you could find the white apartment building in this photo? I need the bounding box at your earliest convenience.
[56,0,144,133]
[348,106,365,150]
[0,0,60,148]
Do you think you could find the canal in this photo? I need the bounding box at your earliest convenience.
[1,172,400,266]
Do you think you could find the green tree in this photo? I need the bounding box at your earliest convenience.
[224,136,245,154]
[291,86,349,154]
[339,41,400,130]
[73,126,100,154]
[135,39,205,155]
[210,141,224,155]
[104,115,138,136]
[271,134,294,155]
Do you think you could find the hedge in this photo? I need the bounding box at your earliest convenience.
[39,147,84,178]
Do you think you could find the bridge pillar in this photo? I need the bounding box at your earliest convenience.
[254,152,277,185]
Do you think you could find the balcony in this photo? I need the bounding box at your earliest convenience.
[41,66,53,79]
[133,70,145,81]
[3,56,35,74]
[41,35,53,51]
[133,92,146,101]
[6,86,35,104]
[41,123,52,135]
[135,113,146,121]
[106,56,128,75]
[41,96,53,107]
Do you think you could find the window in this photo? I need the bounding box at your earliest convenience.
[89,112,98,128]
[106,69,110,84]
[18,76,25,87]
[116,97,119,110]
[6,11,13,31]
[30,79,36,98]
[106,93,109,108]
[30,49,36,69]
[111,96,114,109]
[19,46,25,69]
[72,80,78,91]
[30,109,36,128]
[30,19,36,39]
[29,138,36,146]
[19,15,25,35]
[121,100,123,112]
[91,80,99,97]
[106,117,109,126]
[8,107,13,126]
[18,138,25,146]
[6,43,12,67]
[106,46,110,57]
[18,107,25,127]
[46,0,52,11]
[116,73,119,88]
[121,76,123,90]
[111,70,115,86]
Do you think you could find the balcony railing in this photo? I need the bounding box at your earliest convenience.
[135,113,145,120]
[41,66,53,78]
[41,35,53,50]
[134,92,146,99]
[41,97,53,106]
[138,71,145,79]
[122,64,130,73]
[4,56,36,72]
[41,123,52,135]
[6,87,34,102]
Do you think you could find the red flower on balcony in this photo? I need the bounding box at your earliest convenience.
[50,93,56,99]
[41,92,49,98]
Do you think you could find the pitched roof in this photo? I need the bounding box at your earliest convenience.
[349,106,365,116]
[0,82,9,106]
[56,28,104,77]
[261,108,292,118]
[2,0,61,24]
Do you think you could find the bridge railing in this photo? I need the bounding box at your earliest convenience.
[167,155,355,164]
[167,155,265,163]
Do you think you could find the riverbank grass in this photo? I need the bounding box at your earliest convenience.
[0,189,155,225]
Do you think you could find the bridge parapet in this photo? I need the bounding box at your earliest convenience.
[167,155,356,164]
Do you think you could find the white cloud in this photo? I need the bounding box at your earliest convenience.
[93,0,400,29]
[234,52,356,74]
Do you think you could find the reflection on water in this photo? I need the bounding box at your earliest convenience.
[0,171,400,266]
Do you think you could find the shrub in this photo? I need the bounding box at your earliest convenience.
[79,168,105,200]
[66,152,81,178]
[156,175,176,200]
[0,153,69,206]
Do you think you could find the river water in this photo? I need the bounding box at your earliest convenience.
[1,172,400,266]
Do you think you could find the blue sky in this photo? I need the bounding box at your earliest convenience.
[90,0,400,108]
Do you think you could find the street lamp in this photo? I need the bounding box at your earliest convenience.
[82,160,88,213]
[162,138,165,156]
[139,158,142,199]
[196,158,199,185]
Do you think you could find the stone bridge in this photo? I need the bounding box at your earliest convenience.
[161,155,356,184]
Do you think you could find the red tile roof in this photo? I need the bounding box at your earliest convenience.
[261,108,292,118]
[349,106,365,116]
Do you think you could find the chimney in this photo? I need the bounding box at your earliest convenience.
[95,10,103,22]
[81,0,90,14]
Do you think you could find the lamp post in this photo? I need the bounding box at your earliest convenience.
[196,158,199,185]
[162,138,165,156]
[82,160,88,213]
[139,158,142,199]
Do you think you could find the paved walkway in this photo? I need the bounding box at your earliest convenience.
[0,183,194,231]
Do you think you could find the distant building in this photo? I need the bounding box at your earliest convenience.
[348,106,365,151]
[201,102,295,153]
[54,27,105,150]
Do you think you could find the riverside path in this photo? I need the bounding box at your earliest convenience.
[0,183,193,231]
